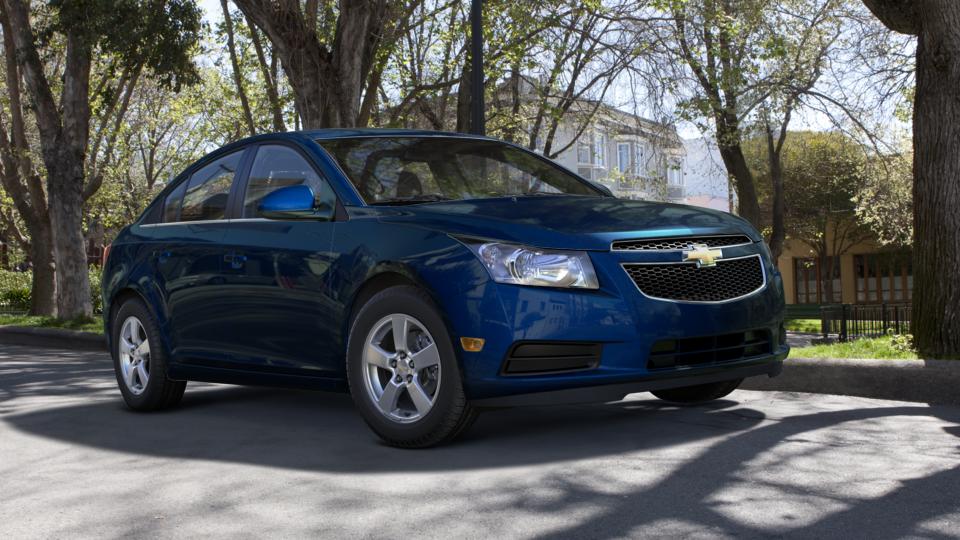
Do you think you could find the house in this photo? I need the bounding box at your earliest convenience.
[681,137,734,212]
[533,102,688,204]
[777,237,913,306]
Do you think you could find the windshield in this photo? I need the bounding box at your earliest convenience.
[318,136,603,205]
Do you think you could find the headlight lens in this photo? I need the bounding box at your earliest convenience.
[464,241,599,289]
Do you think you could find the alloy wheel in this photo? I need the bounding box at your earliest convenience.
[118,316,151,395]
[362,313,442,423]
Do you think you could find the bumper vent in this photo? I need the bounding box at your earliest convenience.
[648,329,772,370]
[502,342,602,375]
[612,235,751,251]
[623,255,765,303]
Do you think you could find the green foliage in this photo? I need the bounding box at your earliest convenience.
[0,314,103,333]
[48,0,203,90]
[795,335,920,360]
[0,271,32,310]
[855,145,913,246]
[785,318,821,333]
[0,268,103,314]
[888,332,915,355]
[745,130,872,251]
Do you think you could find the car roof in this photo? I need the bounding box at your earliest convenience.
[300,128,494,141]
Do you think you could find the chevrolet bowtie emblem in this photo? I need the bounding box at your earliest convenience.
[682,243,723,268]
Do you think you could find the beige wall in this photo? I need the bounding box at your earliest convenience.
[777,236,891,305]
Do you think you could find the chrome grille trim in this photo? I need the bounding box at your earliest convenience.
[611,234,753,252]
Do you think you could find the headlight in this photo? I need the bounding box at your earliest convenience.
[462,241,599,289]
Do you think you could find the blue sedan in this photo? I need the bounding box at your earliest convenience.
[102,129,788,447]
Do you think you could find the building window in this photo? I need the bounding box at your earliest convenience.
[794,256,841,304]
[667,160,683,185]
[594,132,606,168]
[617,143,631,173]
[634,143,647,176]
[577,140,591,165]
[577,167,593,180]
[854,253,912,303]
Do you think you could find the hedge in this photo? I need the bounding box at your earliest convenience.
[0,267,103,314]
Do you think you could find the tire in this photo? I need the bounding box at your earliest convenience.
[346,286,478,448]
[111,297,186,411]
[651,378,743,404]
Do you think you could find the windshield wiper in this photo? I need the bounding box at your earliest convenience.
[516,191,580,197]
[369,194,456,205]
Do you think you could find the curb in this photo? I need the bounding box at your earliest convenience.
[741,357,960,406]
[0,326,106,351]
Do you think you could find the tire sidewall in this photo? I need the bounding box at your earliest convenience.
[112,298,170,408]
[346,286,465,442]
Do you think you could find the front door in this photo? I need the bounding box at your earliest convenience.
[218,144,341,376]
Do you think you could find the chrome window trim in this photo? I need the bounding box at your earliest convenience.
[140,218,271,228]
[621,253,767,304]
[610,234,754,252]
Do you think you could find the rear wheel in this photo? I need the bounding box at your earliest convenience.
[111,297,186,411]
[651,378,743,404]
[347,286,477,448]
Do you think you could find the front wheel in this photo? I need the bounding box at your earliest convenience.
[651,378,743,404]
[111,297,186,411]
[346,286,477,448]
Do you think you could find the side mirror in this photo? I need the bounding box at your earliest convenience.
[258,185,332,220]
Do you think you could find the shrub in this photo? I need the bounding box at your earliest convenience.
[0,268,104,314]
[889,333,916,355]
[0,270,32,311]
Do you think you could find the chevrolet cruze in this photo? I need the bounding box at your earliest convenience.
[102,129,789,447]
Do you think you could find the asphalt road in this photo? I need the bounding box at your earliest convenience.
[2,344,959,539]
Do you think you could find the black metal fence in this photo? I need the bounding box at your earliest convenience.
[820,303,912,342]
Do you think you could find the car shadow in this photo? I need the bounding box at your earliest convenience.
[4,345,960,536]
[4,378,770,472]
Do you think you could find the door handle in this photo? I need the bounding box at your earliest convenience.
[224,252,247,269]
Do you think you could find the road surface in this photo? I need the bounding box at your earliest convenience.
[1,344,958,538]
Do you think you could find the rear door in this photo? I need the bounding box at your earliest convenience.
[146,149,249,364]
[218,143,341,376]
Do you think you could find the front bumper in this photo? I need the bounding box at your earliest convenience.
[472,347,787,407]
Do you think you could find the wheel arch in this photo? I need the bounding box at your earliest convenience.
[105,285,167,358]
[342,267,465,374]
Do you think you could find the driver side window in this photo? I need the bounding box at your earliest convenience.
[242,145,336,218]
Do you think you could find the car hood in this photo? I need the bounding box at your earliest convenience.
[368,195,760,251]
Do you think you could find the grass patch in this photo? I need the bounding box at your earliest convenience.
[785,318,821,333]
[0,314,103,334]
[793,335,918,360]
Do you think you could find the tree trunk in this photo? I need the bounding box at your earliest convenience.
[28,224,57,316]
[455,58,472,133]
[221,0,256,136]
[716,142,762,228]
[234,0,386,130]
[47,155,92,319]
[246,14,285,132]
[910,1,960,358]
[765,128,786,266]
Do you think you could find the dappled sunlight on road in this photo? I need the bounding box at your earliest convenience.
[1,344,958,538]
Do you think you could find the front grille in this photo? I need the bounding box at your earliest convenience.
[648,329,772,370]
[622,255,764,302]
[612,235,752,251]
[501,342,602,375]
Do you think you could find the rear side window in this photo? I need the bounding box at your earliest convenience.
[163,181,187,222]
[242,145,336,218]
[180,151,243,222]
